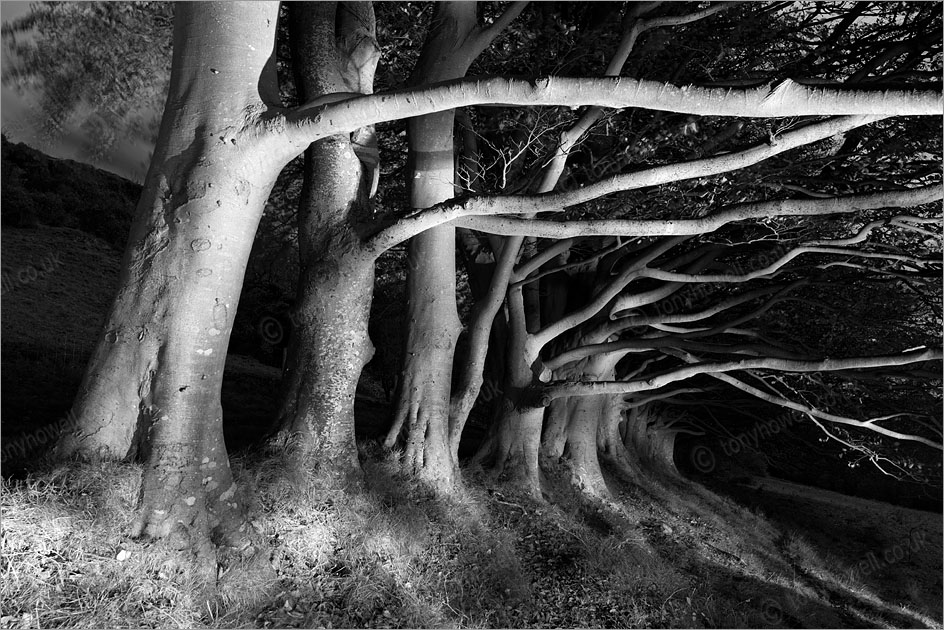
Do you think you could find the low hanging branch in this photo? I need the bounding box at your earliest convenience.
[536,348,944,405]
[368,115,886,249]
[609,281,803,327]
[639,244,932,285]
[704,371,942,450]
[456,185,943,238]
[536,211,935,362]
[279,75,942,156]
[544,336,811,373]
[624,387,706,408]
[532,237,696,348]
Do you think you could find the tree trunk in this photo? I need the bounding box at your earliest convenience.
[272,2,379,485]
[453,228,510,454]
[489,397,545,497]
[56,2,284,548]
[540,397,573,461]
[544,352,620,498]
[561,394,610,497]
[385,206,462,488]
[623,405,681,477]
[385,3,482,490]
[598,395,648,484]
[473,284,544,497]
[277,248,374,484]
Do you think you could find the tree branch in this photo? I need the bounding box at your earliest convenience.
[455,183,942,239]
[367,115,888,249]
[532,237,694,347]
[537,348,943,405]
[624,387,706,408]
[611,282,801,326]
[639,243,934,285]
[707,371,942,450]
[471,1,529,55]
[280,75,941,157]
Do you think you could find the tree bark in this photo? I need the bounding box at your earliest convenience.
[561,394,611,497]
[272,2,379,485]
[285,77,941,147]
[473,283,545,497]
[56,2,284,548]
[621,405,681,478]
[598,393,642,481]
[385,3,482,490]
[545,352,621,498]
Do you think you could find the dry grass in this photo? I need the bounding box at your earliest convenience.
[1,462,218,628]
[2,447,942,628]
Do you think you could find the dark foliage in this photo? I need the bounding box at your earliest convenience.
[1,135,140,249]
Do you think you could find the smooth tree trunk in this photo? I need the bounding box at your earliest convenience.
[385,3,482,490]
[598,396,644,483]
[272,2,379,485]
[561,394,611,497]
[621,404,681,477]
[540,397,573,463]
[56,3,284,548]
[544,353,621,498]
[453,228,511,454]
[386,209,462,487]
[473,284,545,497]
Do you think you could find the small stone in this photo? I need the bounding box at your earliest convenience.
[117,549,131,562]
[661,524,673,535]
[185,496,197,506]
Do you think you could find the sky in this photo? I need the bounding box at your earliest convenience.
[0,1,152,182]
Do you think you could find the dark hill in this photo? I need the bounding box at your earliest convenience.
[1,135,141,249]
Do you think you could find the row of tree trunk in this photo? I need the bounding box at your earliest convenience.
[50,1,942,555]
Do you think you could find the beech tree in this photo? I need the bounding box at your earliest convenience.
[5,0,934,554]
[268,1,381,485]
[415,2,944,496]
[383,1,526,490]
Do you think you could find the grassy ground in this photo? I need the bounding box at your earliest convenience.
[2,225,942,628]
[2,455,941,629]
[720,478,943,624]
